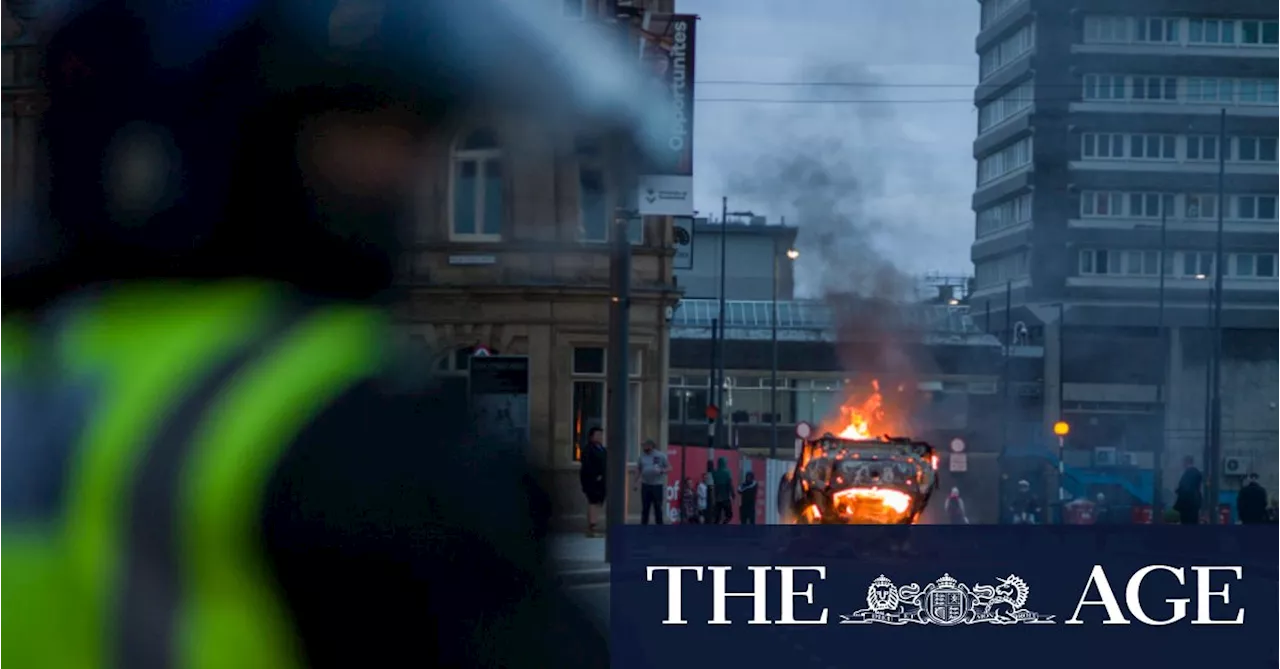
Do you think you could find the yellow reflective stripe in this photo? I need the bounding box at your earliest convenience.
[181,306,386,669]
[59,282,282,669]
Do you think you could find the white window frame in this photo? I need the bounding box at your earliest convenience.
[449,130,504,242]
[1233,194,1279,221]
[977,136,1033,186]
[570,346,643,462]
[1084,16,1132,44]
[975,193,1033,238]
[1237,79,1280,106]
[1185,135,1220,162]
[1126,192,1174,219]
[1231,253,1278,279]
[1133,16,1179,43]
[1081,133,1126,159]
[1130,75,1179,102]
[978,24,1035,81]
[1082,74,1128,101]
[1080,191,1124,218]
[1188,18,1237,45]
[1179,251,1216,278]
[977,80,1034,135]
[1128,134,1177,161]
[1234,136,1279,163]
[1238,20,1280,46]
[1185,194,1218,220]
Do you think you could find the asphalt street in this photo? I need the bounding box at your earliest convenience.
[566,583,610,632]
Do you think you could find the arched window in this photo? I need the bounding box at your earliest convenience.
[450,128,504,241]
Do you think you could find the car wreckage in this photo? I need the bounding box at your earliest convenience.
[778,424,941,525]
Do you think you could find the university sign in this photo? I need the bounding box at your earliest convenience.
[637,14,696,217]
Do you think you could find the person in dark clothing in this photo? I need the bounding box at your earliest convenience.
[1236,473,1268,524]
[579,427,608,537]
[713,457,735,524]
[1,2,667,667]
[1009,479,1041,524]
[1094,493,1114,525]
[737,471,759,525]
[1174,456,1204,525]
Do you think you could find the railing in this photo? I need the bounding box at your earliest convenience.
[671,299,984,334]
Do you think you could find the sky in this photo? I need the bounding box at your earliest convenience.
[680,0,981,283]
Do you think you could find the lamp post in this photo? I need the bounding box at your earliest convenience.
[715,199,755,450]
[770,243,800,459]
[1053,420,1070,520]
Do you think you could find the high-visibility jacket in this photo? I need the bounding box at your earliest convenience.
[3,281,390,669]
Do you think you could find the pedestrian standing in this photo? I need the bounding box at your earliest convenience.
[698,472,715,524]
[737,471,758,525]
[713,457,735,524]
[635,439,669,525]
[945,487,969,524]
[579,427,608,537]
[680,478,699,524]
[1173,456,1203,525]
[1236,473,1268,524]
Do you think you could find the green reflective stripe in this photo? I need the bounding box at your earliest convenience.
[181,306,386,669]
[3,319,34,370]
[59,282,284,669]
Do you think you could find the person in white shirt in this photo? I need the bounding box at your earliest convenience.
[697,473,713,524]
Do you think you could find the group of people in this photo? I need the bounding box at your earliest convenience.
[577,431,761,533]
[1174,456,1275,525]
[676,460,758,525]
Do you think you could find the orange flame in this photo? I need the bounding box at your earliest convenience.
[828,380,891,440]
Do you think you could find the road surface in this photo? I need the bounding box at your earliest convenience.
[566,582,610,632]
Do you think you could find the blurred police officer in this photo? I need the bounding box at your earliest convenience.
[3,1,665,667]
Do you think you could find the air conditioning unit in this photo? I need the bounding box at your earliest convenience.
[1118,451,1140,467]
[1223,456,1253,477]
[1094,447,1118,467]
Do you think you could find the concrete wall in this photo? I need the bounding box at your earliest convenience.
[1162,327,1279,505]
[676,228,795,301]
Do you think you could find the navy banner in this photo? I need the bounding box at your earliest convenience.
[611,526,1278,669]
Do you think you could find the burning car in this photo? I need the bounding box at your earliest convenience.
[778,425,940,525]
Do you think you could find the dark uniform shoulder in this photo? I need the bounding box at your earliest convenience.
[257,365,599,668]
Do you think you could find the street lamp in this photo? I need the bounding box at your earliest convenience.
[1053,420,1070,516]
[770,244,800,459]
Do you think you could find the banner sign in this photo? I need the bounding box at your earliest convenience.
[612,526,1278,669]
[638,14,696,216]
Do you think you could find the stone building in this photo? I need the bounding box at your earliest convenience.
[3,0,688,522]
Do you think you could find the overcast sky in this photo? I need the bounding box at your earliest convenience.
[681,0,980,281]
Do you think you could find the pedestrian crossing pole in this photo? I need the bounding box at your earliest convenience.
[1053,420,1070,522]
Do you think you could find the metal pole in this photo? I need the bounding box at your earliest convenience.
[1001,281,1012,455]
[770,238,780,459]
[680,390,688,510]
[605,210,632,563]
[1057,435,1067,512]
[1201,285,1213,519]
[1154,209,1168,517]
[708,317,718,450]
[717,196,728,449]
[1207,108,1227,521]
[1057,301,1066,421]
[1057,301,1066,521]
